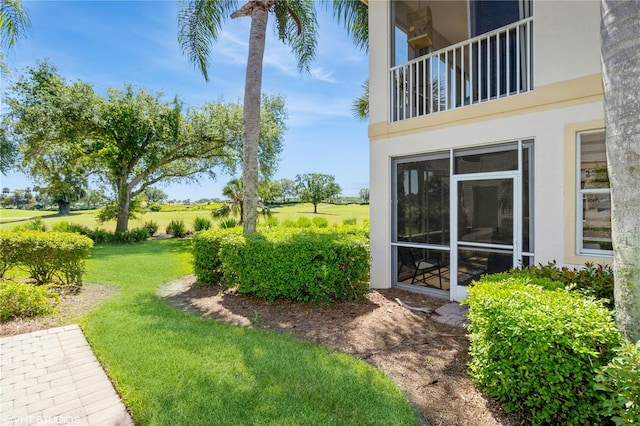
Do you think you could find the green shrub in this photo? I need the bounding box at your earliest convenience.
[13,217,47,232]
[193,216,212,232]
[262,216,279,228]
[311,217,329,228]
[148,203,162,212]
[218,228,370,302]
[52,221,93,235]
[342,217,357,225]
[143,220,159,236]
[0,280,60,321]
[596,341,640,425]
[112,228,151,243]
[466,277,622,425]
[87,228,112,244]
[295,217,312,228]
[0,231,93,286]
[281,219,297,228]
[513,261,614,308]
[0,232,20,277]
[166,219,187,238]
[218,218,238,229]
[192,228,242,285]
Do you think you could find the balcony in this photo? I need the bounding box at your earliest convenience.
[390,17,534,122]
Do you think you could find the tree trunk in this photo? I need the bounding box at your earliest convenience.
[116,187,131,233]
[241,1,269,235]
[58,202,70,216]
[601,0,640,342]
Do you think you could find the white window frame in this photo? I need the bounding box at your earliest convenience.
[576,130,612,257]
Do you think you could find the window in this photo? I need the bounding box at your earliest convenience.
[577,130,612,256]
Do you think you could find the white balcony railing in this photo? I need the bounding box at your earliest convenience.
[390,17,534,122]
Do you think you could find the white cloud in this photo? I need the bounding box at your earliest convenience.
[309,67,337,83]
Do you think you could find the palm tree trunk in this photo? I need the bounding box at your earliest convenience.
[241,1,269,234]
[601,0,640,342]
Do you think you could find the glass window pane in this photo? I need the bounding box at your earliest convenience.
[458,248,512,286]
[522,144,533,253]
[396,246,450,290]
[458,179,513,245]
[582,193,612,251]
[455,148,518,174]
[396,157,450,244]
[580,131,609,189]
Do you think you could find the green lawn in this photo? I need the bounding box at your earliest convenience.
[80,239,416,425]
[0,203,369,231]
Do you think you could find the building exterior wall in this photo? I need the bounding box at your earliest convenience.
[368,0,608,296]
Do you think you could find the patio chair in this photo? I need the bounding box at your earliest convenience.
[398,247,443,288]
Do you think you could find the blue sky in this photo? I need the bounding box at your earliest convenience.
[1,1,369,200]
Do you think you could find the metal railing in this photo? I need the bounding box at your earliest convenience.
[390,17,534,122]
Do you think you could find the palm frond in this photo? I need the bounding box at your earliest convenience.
[273,0,318,72]
[178,0,239,81]
[327,0,368,52]
[0,0,31,49]
[352,79,369,120]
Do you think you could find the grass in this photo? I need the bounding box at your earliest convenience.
[80,239,417,425]
[0,203,369,231]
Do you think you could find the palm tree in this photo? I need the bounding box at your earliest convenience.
[222,177,244,220]
[600,0,640,342]
[178,0,369,234]
[179,0,318,234]
[0,0,31,72]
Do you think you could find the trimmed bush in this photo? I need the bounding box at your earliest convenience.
[166,219,187,238]
[513,261,614,308]
[218,229,370,302]
[596,341,640,425]
[0,233,20,277]
[466,277,622,425]
[192,228,242,285]
[0,280,60,321]
[193,216,212,232]
[0,231,93,286]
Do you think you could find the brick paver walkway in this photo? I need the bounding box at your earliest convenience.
[1,325,134,426]
[431,302,470,327]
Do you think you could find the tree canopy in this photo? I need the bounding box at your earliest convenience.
[4,62,287,230]
[295,173,341,213]
[3,63,99,214]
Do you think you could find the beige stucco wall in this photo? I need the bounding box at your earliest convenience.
[369,97,608,294]
[534,0,603,87]
[367,0,608,297]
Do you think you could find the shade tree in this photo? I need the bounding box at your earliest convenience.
[4,62,287,231]
[295,173,341,213]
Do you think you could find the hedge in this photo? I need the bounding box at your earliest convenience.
[0,231,93,286]
[596,341,640,425]
[465,277,622,425]
[192,227,242,284]
[192,227,370,302]
[0,280,60,321]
